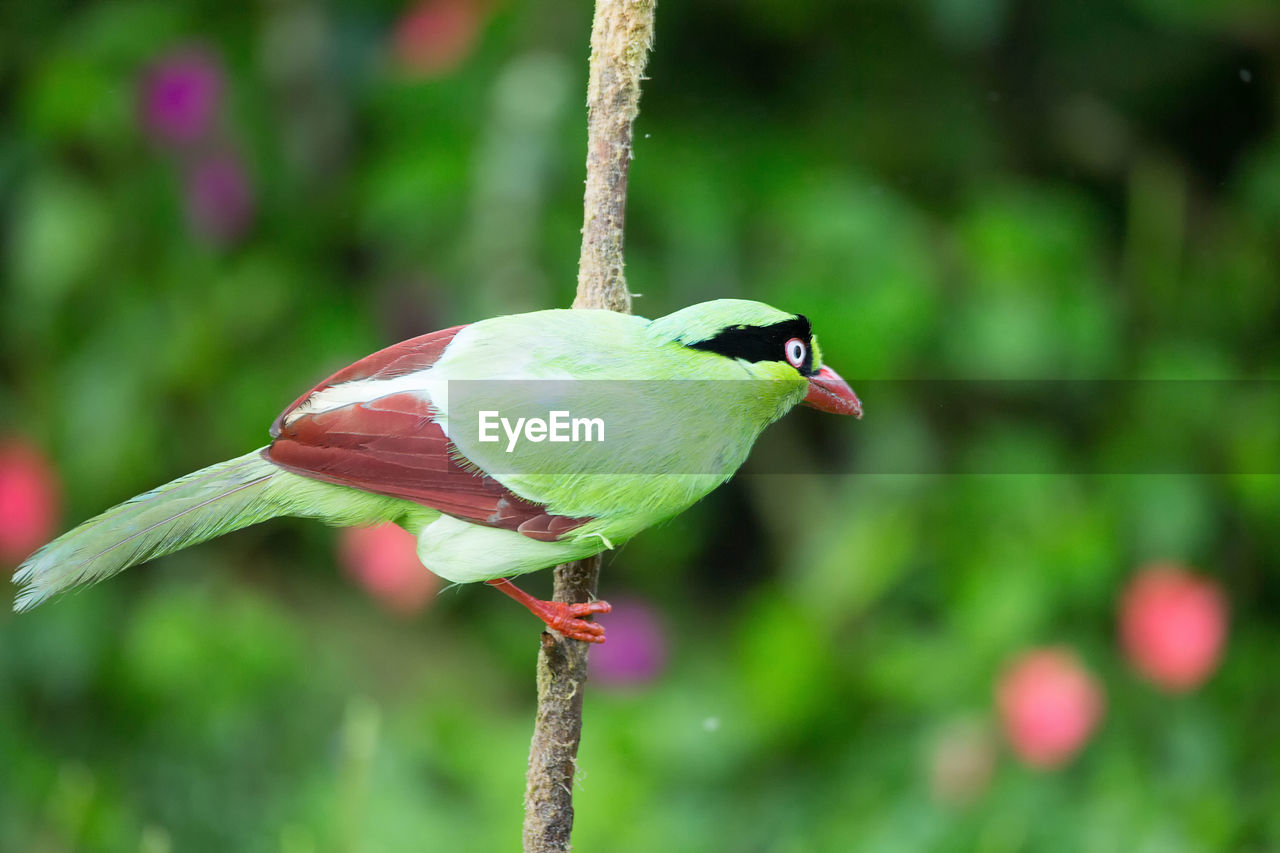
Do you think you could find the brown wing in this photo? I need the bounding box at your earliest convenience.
[264,327,591,542]
[269,325,466,438]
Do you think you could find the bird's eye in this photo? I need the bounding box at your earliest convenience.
[784,337,807,368]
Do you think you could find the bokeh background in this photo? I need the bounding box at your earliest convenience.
[3,0,1280,850]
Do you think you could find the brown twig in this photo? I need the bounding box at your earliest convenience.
[571,0,655,316]
[521,1,655,850]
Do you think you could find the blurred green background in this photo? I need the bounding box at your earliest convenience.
[3,0,1280,850]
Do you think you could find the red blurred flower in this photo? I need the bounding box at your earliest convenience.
[1121,564,1227,692]
[996,647,1103,769]
[589,596,668,687]
[183,151,255,245]
[392,0,484,79]
[0,440,60,565]
[139,48,224,146]
[338,524,440,616]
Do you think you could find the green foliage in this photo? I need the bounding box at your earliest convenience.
[2,0,1279,849]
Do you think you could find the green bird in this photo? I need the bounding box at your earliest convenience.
[12,299,861,641]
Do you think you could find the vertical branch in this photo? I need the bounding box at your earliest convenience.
[573,0,654,314]
[522,1,655,851]
[521,555,604,852]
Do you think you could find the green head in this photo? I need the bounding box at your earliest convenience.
[649,299,862,417]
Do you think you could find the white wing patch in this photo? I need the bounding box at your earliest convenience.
[281,320,586,439]
[284,371,453,433]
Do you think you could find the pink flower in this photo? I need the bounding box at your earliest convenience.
[1121,564,1227,692]
[139,48,224,146]
[589,597,668,686]
[392,0,483,79]
[338,524,440,616]
[183,152,255,245]
[996,647,1104,769]
[0,440,60,565]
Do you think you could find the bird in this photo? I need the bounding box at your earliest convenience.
[12,299,861,642]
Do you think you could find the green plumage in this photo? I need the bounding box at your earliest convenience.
[13,452,281,611]
[12,451,431,611]
[13,299,852,607]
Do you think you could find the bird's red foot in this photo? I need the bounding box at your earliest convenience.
[485,578,611,643]
[537,599,612,642]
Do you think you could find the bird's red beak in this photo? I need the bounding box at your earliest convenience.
[803,365,862,418]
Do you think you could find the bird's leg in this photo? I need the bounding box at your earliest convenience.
[485,578,611,643]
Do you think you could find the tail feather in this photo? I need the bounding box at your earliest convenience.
[13,449,283,612]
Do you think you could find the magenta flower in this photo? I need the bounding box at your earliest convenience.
[338,524,440,616]
[183,151,255,245]
[0,439,60,565]
[589,597,668,686]
[996,647,1104,769]
[139,48,224,146]
[1121,564,1227,692]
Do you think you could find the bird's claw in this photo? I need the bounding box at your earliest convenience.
[484,578,611,643]
[547,600,611,644]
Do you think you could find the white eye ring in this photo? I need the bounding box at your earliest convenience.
[784,337,807,368]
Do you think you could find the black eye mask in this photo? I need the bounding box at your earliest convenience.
[685,315,816,376]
